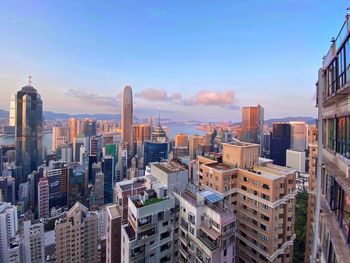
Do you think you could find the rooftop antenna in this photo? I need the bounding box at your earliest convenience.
[28,75,32,86]
[158,113,161,127]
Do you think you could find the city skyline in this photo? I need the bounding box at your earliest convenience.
[0,1,349,121]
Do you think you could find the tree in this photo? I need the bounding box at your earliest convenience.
[293,191,308,263]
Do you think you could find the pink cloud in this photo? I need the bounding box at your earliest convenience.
[186,90,237,108]
[136,88,238,109]
[135,88,182,102]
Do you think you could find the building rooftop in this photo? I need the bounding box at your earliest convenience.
[151,162,186,174]
[116,177,147,191]
[107,204,121,219]
[247,163,296,181]
[205,162,235,172]
[222,141,259,148]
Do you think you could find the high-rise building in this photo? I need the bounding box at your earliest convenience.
[310,15,350,261]
[189,134,204,161]
[15,83,43,185]
[174,187,235,263]
[23,220,45,263]
[144,141,168,168]
[90,135,102,161]
[197,141,296,263]
[103,155,114,204]
[290,121,308,152]
[7,238,23,263]
[0,202,18,263]
[270,123,291,166]
[44,161,68,214]
[115,177,147,222]
[83,118,97,137]
[133,124,152,142]
[52,127,69,152]
[69,117,78,144]
[37,178,49,219]
[121,85,133,148]
[73,136,85,162]
[106,204,122,263]
[121,188,177,263]
[67,165,87,208]
[304,126,317,262]
[143,120,168,168]
[175,133,189,148]
[55,202,98,263]
[94,171,104,206]
[241,105,264,151]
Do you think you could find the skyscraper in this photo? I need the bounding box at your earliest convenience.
[106,204,122,263]
[241,106,258,143]
[15,81,43,185]
[103,155,114,204]
[37,178,49,219]
[241,105,264,154]
[83,118,97,137]
[0,202,18,263]
[51,126,69,152]
[23,220,45,263]
[69,117,78,144]
[290,121,308,152]
[55,202,98,263]
[270,122,291,166]
[121,85,133,148]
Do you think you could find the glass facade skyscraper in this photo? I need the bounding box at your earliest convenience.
[270,123,291,166]
[143,141,168,168]
[103,155,114,204]
[15,85,43,186]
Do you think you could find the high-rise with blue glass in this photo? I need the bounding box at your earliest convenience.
[103,155,114,204]
[15,81,43,187]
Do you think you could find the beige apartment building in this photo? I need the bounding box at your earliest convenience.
[55,202,98,263]
[311,13,350,263]
[196,141,296,263]
[304,126,317,262]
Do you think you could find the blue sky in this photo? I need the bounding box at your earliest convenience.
[0,0,348,121]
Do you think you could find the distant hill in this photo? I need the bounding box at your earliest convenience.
[43,111,122,121]
[43,111,142,121]
[0,109,8,118]
[265,116,316,127]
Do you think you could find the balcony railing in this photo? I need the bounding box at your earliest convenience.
[198,235,218,251]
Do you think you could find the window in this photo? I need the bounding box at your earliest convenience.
[342,192,350,243]
[346,38,350,83]
[328,119,336,150]
[327,59,337,96]
[336,116,350,158]
[262,183,270,190]
[338,46,346,87]
[188,213,195,224]
[261,193,270,201]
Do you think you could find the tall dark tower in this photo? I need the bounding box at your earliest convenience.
[15,77,43,185]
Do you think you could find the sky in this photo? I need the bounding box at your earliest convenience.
[0,0,348,121]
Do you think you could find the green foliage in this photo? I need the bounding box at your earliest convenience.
[293,191,308,263]
[44,218,57,231]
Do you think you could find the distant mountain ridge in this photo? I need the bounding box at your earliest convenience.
[0,109,315,124]
[43,111,122,121]
[0,109,8,118]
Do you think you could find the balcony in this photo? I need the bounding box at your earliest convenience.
[198,230,219,251]
[180,219,189,230]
